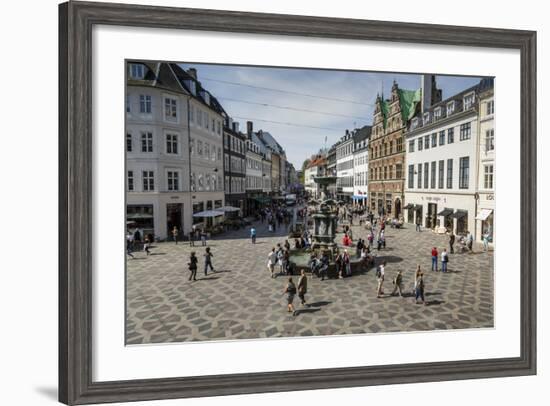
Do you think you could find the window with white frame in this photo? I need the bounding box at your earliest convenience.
[487,100,494,115]
[166,134,178,154]
[485,129,495,152]
[447,101,455,116]
[127,171,134,191]
[141,132,153,152]
[448,127,455,144]
[423,112,430,125]
[164,97,178,121]
[204,143,210,160]
[484,164,494,189]
[139,95,152,113]
[459,157,470,189]
[439,130,445,146]
[460,122,471,140]
[167,171,180,191]
[463,93,475,110]
[126,133,132,152]
[129,63,145,79]
[190,172,196,191]
[197,109,202,127]
[434,107,442,120]
[197,140,203,156]
[142,171,154,191]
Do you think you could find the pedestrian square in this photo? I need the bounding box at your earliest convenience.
[126,221,493,344]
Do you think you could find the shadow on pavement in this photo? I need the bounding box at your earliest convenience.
[308,301,332,307]
[294,308,321,316]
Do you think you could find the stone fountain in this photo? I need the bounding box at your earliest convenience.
[310,176,338,254]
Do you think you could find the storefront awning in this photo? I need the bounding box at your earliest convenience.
[476,208,493,221]
[450,209,468,219]
[352,195,368,200]
[404,203,414,210]
[437,208,454,217]
[253,196,271,204]
[126,213,153,219]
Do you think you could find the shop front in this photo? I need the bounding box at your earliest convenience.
[437,208,454,232]
[452,209,469,235]
[476,208,494,243]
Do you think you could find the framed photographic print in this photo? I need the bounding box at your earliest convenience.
[59,1,536,404]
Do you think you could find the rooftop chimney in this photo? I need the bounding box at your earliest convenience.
[421,74,442,112]
[247,121,253,135]
[188,68,197,79]
[233,122,240,133]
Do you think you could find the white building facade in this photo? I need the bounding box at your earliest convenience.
[336,131,355,202]
[475,79,495,245]
[352,126,371,208]
[404,83,486,236]
[126,61,224,239]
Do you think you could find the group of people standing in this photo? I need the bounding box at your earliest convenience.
[375,262,427,305]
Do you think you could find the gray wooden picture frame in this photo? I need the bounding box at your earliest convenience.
[59,1,537,404]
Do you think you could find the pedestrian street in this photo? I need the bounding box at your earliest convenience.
[126,220,494,344]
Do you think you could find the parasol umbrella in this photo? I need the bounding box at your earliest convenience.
[217,206,241,212]
[192,210,224,218]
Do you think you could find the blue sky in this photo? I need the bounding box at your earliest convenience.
[179,63,483,168]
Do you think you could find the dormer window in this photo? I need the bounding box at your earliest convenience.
[463,92,475,110]
[434,107,442,121]
[411,117,418,130]
[447,101,455,116]
[184,80,196,96]
[201,91,211,105]
[129,63,145,79]
[423,112,430,125]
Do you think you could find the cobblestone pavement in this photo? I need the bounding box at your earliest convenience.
[126,220,494,344]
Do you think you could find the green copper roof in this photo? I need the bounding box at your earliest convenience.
[398,88,422,122]
[378,88,421,129]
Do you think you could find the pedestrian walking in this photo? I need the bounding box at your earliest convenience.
[335,252,344,279]
[284,277,297,315]
[284,239,291,252]
[126,235,134,258]
[250,226,257,244]
[356,238,364,259]
[482,230,490,252]
[203,247,215,275]
[466,231,474,252]
[319,251,329,281]
[380,229,386,249]
[200,229,207,246]
[376,261,386,298]
[267,247,277,278]
[297,270,308,306]
[391,270,404,297]
[172,226,179,244]
[188,252,198,281]
[431,247,438,271]
[367,231,374,250]
[441,248,449,273]
[412,265,422,294]
[415,215,421,232]
[449,232,455,254]
[343,249,351,277]
[189,229,195,246]
[415,273,426,305]
[143,236,151,256]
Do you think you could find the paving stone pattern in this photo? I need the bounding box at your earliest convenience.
[126,221,493,344]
